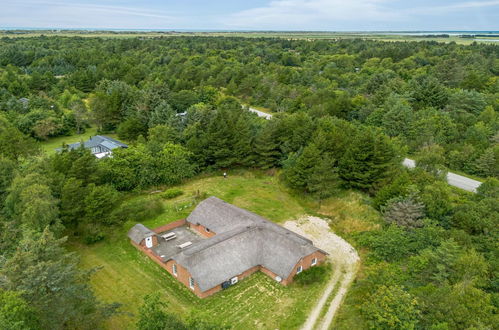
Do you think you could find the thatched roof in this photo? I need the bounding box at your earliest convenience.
[186,196,257,233]
[128,224,156,244]
[172,197,325,292]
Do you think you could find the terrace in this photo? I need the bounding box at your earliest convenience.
[151,226,205,262]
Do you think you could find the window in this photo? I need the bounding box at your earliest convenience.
[173,264,177,276]
[205,227,210,233]
[296,266,303,274]
[311,258,318,266]
[230,276,238,285]
[189,277,195,290]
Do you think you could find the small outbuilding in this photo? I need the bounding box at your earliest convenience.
[128,223,158,248]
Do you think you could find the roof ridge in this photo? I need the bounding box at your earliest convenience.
[181,225,257,256]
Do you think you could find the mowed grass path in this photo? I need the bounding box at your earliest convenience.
[74,171,331,329]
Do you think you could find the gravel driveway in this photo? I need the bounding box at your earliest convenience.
[284,216,360,330]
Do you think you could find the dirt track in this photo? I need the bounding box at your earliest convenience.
[284,216,360,330]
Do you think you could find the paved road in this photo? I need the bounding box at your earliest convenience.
[403,158,482,193]
[242,107,482,193]
[446,172,482,192]
[246,106,273,120]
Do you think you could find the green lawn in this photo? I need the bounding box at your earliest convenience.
[75,170,330,329]
[40,127,120,154]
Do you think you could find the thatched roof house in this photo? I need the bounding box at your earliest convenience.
[128,197,327,298]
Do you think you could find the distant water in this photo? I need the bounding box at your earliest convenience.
[381,31,499,35]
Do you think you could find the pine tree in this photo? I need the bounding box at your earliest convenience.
[252,124,281,169]
[283,145,321,191]
[1,229,118,329]
[60,178,87,227]
[473,147,498,177]
[231,115,253,166]
[339,127,400,190]
[307,153,340,199]
[383,195,425,229]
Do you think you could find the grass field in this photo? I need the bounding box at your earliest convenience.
[75,170,355,329]
[74,170,382,329]
[2,30,498,45]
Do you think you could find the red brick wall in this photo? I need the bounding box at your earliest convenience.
[164,259,200,293]
[197,265,261,298]
[189,222,216,238]
[284,250,327,284]
[131,240,164,264]
[163,260,262,298]
[260,266,281,282]
[153,219,186,233]
[130,238,328,298]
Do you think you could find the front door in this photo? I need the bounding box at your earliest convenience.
[145,236,153,248]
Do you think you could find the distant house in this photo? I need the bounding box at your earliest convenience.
[19,97,29,109]
[56,135,128,158]
[128,196,327,298]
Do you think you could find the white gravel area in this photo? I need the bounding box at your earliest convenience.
[284,216,360,330]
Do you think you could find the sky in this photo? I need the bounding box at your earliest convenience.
[1,0,498,31]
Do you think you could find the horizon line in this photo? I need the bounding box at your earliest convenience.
[1,27,499,33]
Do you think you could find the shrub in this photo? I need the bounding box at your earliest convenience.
[162,188,183,199]
[112,196,164,223]
[356,224,444,262]
[294,264,329,286]
[82,226,105,244]
[83,231,105,245]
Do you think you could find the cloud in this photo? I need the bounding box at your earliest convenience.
[1,0,498,30]
[224,0,499,30]
[446,0,499,9]
[405,0,499,14]
[1,0,180,28]
[224,0,403,30]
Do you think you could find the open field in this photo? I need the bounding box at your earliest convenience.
[2,30,498,44]
[73,170,382,329]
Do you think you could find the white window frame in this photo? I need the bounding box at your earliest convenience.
[296,265,303,274]
[311,258,318,266]
[189,277,195,290]
[173,264,177,276]
[230,276,238,285]
[145,236,153,248]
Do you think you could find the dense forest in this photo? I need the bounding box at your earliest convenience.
[0,36,497,329]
